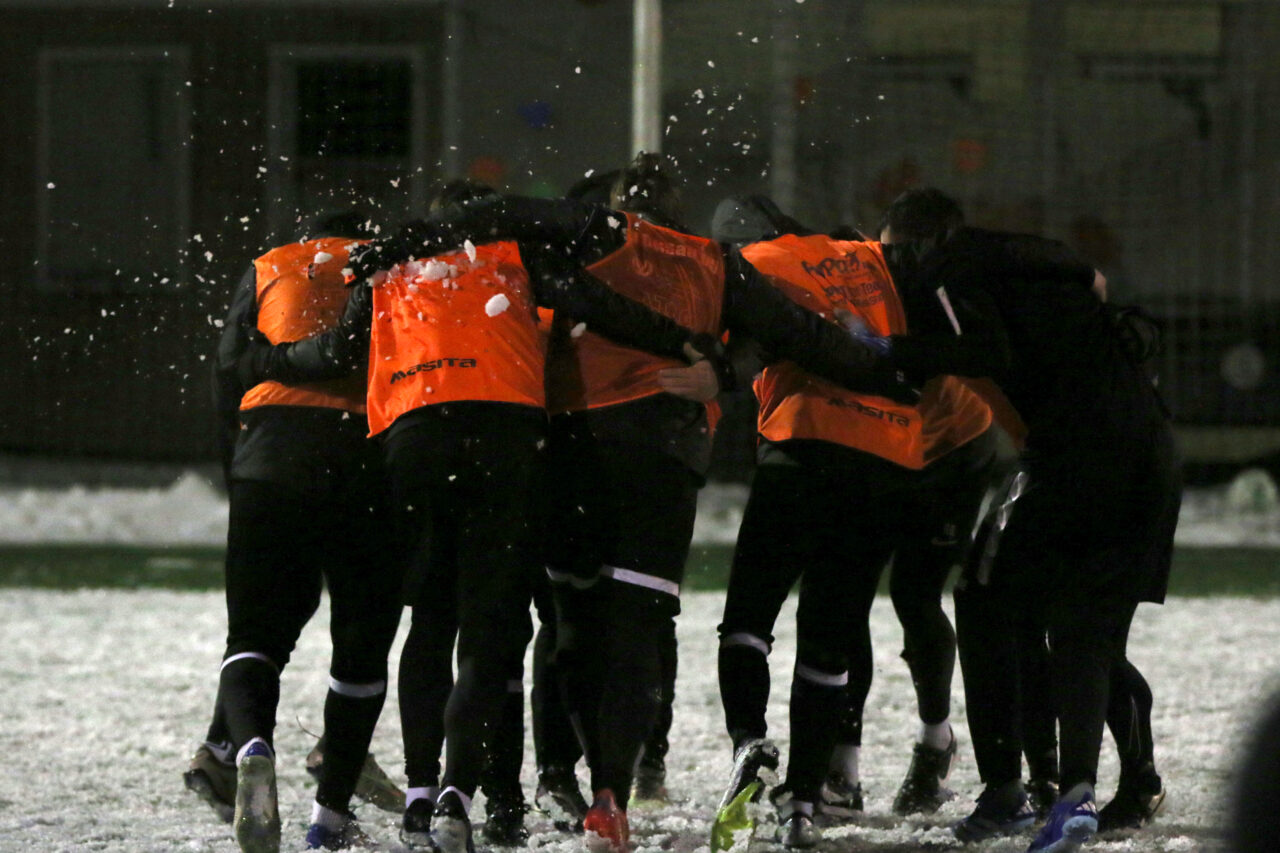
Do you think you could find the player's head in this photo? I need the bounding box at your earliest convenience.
[302,207,375,240]
[709,195,811,245]
[565,169,620,205]
[610,152,687,232]
[429,178,498,217]
[878,187,963,245]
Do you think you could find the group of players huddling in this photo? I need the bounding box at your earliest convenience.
[185,151,1179,853]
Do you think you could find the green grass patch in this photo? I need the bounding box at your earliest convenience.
[0,543,1276,596]
[685,544,1280,598]
[0,544,225,590]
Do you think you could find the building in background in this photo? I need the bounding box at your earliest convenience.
[2,0,1277,482]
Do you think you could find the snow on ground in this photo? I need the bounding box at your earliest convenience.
[1,468,1279,547]
[0,467,1277,851]
[1,588,1276,852]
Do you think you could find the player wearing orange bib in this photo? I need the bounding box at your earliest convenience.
[700,196,996,848]
[238,181,712,853]
[338,155,917,853]
[197,210,405,853]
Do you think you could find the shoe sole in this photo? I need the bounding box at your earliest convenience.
[711,780,762,853]
[585,829,628,853]
[233,755,280,853]
[535,793,587,833]
[1098,788,1167,833]
[433,815,475,853]
[953,814,1035,843]
[307,747,407,815]
[719,741,779,811]
[777,823,820,849]
[183,768,234,824]
[892,786,957,816]
[1034,816,1097,853]
[400,827,434,850]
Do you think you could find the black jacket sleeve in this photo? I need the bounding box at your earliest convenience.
[248,280,372,385]
[880,227,1088,382]
[969,228,1096,287]
[212,265,259,479]
[886,281,1012,382]
[720,247,918,402]
[349,197,627,279]
[524,247,693,362]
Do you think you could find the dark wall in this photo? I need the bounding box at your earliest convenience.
[0,5,446,463]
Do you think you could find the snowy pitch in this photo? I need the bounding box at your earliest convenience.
[2,587,1274,852]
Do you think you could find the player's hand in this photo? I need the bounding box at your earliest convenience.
[682,340,708,364]
[1092,269,1108,302]
[659,360,721,402]
[235,328,274,390]
[833,307,892,356]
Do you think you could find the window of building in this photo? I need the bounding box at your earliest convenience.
[267,47,430,241]
[37,48,190,294]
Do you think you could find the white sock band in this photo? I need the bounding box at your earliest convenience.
[221,651,279,675]
[310,801,346,830]
[407,786,440,808]
[328,676,387,698]
[919,721,952,751]
[440,786,472,814]
[795,662,848,687]
[829,744,860,783]
[721,632,771,655]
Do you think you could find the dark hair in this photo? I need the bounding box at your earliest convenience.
[565,169,620,205]
[878,187,964,243]
[610,152,686,231]
[429,178,498,216]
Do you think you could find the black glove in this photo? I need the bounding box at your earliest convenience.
[344,241,384,283]
[876,364,922,405]
[234,328,275,391]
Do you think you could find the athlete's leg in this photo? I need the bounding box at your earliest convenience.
[315,469,404,817]
[588,449,697,808]
[717,462,812,750]
[217,479,325,754]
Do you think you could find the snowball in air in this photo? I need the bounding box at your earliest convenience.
[464,239,478,263]
[485,294,511,317]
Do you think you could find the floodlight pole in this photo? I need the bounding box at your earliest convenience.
[632,0,663,155]
[770,3,798,213]
[441,0,464,176]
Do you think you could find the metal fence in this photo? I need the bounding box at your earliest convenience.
[3,0,1278,476]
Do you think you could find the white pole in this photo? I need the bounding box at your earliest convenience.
[632,0,663,155]
[441,0,464,176]
[770,4,798,212]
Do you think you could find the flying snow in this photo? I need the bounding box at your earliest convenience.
[485,294,511,317]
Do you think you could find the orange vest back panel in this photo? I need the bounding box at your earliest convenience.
[240,237,368,414]
[366,240,545,436]
[545,213,725,413]
[746,234,990,469]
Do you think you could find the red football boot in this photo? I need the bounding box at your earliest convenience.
[583,788,630,853]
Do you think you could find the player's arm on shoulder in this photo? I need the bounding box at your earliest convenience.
[527,245,692,362]
[721,249,916,402]
[240,280,371,388]
[888,280,1011,383]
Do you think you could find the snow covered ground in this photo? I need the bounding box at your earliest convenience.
[1,467,1278,548]
[2,587,1276,852]
[0,469,1278,851]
